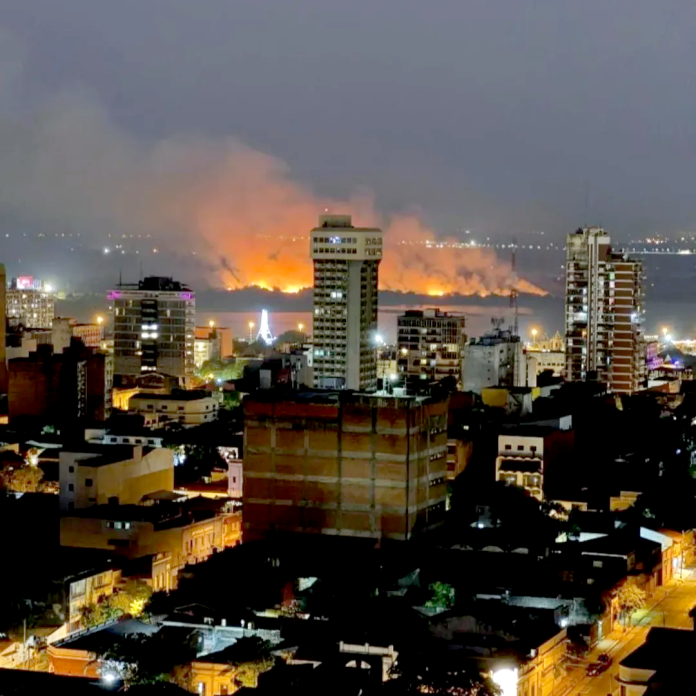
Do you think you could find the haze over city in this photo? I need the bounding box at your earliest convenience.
[3,0,696,314]
[4,5,696,695]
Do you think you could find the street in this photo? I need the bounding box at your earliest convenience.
[557,570,696,695]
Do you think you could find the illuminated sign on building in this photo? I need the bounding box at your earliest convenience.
[16,276,42,290]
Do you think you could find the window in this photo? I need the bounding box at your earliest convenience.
[85,478,93,487]
[220,686,229,695]
[68,502,74,511]
[68,466,74,474]
[530,446,537,453]
[504,444,511,451]
[517,445,524,451]
[593,560,603,568]
[68,483,74,492]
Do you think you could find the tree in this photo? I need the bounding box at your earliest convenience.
[81,580,153,629]
[424,582,455,612]
[80,595,123,629]
[111,580,154,618]
[223,636,276,688]
[194,358,248,383]
[616,583,647,625]
[388,651,500,695]
[96,631,198,690]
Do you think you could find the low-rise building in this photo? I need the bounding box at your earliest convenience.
[58,444,174,512]
[129,390,219,427]
[618,628,696,694]
[494,425,575,501]
[60,498,241,591]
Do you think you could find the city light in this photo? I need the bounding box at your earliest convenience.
[491,668,518,696]
[97,316,104,325]
[298,323,304,332]
[44,283,53,293]
[209,319,215,329]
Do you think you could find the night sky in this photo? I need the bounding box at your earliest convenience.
[2,1,696,298]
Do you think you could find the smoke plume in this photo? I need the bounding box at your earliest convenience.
[0,34,545,297]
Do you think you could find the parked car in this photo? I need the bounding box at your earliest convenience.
[586,654,612,676]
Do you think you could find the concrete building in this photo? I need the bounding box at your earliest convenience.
[111,276,195,386]
[8,342,87,425]
[243,390,448,542]
[462,328,536,393]
[565,227,646,393]
[194,325,232,366]
[397,309,467,388]
[0,264,6,394]
[6,277,55,329]
[618,628,696,694]
[494,426,575,501]
[311,214,382,391]
[128,390,219,427]
[8,341,112,425]
[59,499,241,591]
[86,351,113,422]
[59,444,174,512]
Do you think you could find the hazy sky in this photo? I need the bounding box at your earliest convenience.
[2,0,696,241]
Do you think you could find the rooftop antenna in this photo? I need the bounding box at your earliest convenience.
[509,237,518,338]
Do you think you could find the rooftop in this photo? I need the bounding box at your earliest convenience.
[131,390,215,402]
[61,444,147,467]
[115,276,192,292]
[621,628,696,670]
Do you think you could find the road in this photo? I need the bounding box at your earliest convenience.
[557,571,696,695]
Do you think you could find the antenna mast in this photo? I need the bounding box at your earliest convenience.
[509,237,518,338]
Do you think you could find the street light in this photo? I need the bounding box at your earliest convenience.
[298,322,304,333]
[96,316,104,326]
[248,321,255,341]
[209,319,215,329]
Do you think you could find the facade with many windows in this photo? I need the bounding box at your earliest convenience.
[311,214,381,391]
[111,277,195,386]
[565,227,645,393]
[397,309,466,388]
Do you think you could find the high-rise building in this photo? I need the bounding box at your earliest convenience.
[243,390,448,542]
[110,277,195,386]
[311,214,382,390]
[397,309,467,388]
[6,276,55,329]
[0,264,6,394]
[565,227,645,393]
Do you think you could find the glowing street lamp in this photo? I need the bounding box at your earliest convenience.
[531,328,538,345]
[248,321,255,341]
[209,319,215,329]
[96,316,104,326]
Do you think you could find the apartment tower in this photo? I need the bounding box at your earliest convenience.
[311,214,382,390]
[0,265,6,393]
[397,309,467,388]
[111,276,195,386]
[565,227,645,393]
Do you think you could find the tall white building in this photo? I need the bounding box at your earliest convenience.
[462,328,536,393]
[311,214,382,390]
[565,227,645,393]
[111,276,195,386]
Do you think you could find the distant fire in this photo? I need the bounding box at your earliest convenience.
[212,214,546,298]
